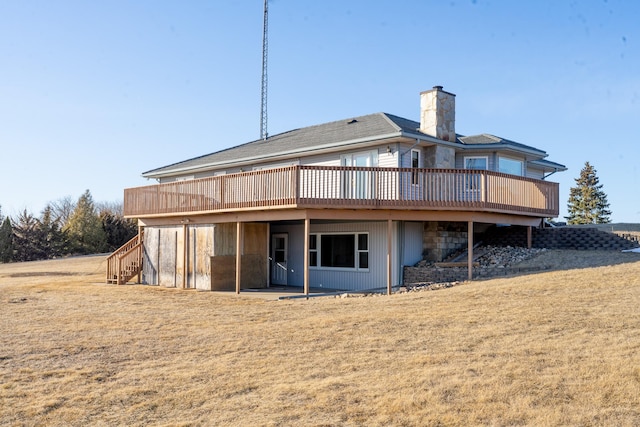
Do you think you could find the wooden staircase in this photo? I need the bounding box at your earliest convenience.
[106,231,143,285]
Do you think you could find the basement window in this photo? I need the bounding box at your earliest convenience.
[309,233,369,270]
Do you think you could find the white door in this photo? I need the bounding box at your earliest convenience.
[342,151,377,199]
[271,234,288,285]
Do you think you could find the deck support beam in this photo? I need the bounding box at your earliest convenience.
[182,224,187,289]
[137,226,143,284]
[303,217,310,297]
[387,219,392,295]
[468,220,474,281]
[235,221,242,295]
[527,226,533,249]
[266,222,271,288]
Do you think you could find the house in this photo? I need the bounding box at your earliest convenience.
[107,85,566,294]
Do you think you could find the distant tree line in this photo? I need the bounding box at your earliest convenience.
[0,190,137,263]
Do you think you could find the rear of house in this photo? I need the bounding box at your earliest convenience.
[109,85,565,293]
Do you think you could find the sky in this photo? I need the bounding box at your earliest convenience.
[0,0,638,223]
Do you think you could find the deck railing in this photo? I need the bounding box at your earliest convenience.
[106,232,143,284]
[124,166,559,218]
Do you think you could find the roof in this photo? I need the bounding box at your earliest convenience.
[142,113,563,178]
[143,113,411,177]
[458,134,546,155]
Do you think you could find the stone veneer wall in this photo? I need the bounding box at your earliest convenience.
[423,222,468,262]
[419,86,456,142]
[403,265,548,285]
[423,145,455,168]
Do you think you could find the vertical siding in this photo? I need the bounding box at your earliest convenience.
[186,225,214,290]
[270,221,398,292]
[142,226,181,287]
[309,222,393,292]
[142,225,213,290]
[270,224,304,286]
[402,222,424,268]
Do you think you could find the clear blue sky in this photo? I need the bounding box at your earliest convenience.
[1,0,638,222]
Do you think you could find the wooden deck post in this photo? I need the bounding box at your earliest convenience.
[468,221,474,281]
[182,224,187,289]
[387,219,392,295]
[527,226,533,249]
[235,221,242,295]
[137,225,143,284]
[116,256,122,285]
[266,222,271,288]
[303,217,310,297]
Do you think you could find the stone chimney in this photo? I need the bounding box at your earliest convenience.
[420,86,456,142]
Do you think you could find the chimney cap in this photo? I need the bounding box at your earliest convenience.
[433,85,444,90]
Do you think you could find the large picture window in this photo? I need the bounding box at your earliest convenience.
[309,233,369,270]
[498,156,524,176]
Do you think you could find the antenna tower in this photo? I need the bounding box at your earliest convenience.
[260,0,269,140]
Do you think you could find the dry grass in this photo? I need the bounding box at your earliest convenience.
[2,252,640,426]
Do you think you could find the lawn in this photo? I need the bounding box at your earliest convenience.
[1,251,640,426]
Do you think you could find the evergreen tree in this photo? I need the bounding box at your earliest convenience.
[566,161,612,224]
[64,190,107,254]
[39,205,68,258]
[12,209,45,261]
[100,210,137,252]
[0,216,14,263]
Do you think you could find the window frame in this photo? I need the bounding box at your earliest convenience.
[463,156,488,171]
[411,149,421,185]
[463,156,488,192]
[498,155,524,176]
[308,232,369,271]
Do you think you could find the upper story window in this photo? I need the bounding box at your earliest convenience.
[341,150,378,167]
[464,156,488,170]
[411,149,420,185]
[498,156,524,176]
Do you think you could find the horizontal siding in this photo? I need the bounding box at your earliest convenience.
[526,167,544,180]
[399,143,419,168]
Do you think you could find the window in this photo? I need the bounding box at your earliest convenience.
[498,156,524,176]
[321,234,354,268]
[411,149,420,185]
[309,233,369,270]
[357,234,369,269]
[464,156,487,191]
[341,151,378,199]
[309,234,318,267]
[464,156,488,170]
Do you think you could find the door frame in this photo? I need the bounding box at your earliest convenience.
[271,233,288,286]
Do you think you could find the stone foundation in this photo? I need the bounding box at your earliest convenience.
[422,222,468,262]
[403,265,548,285]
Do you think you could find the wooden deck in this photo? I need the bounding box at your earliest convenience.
[124,166,559,218]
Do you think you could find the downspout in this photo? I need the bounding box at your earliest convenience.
[400,138,422,158]
[543,168,559,180]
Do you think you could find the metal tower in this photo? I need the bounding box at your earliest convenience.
[260,0,269,140]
